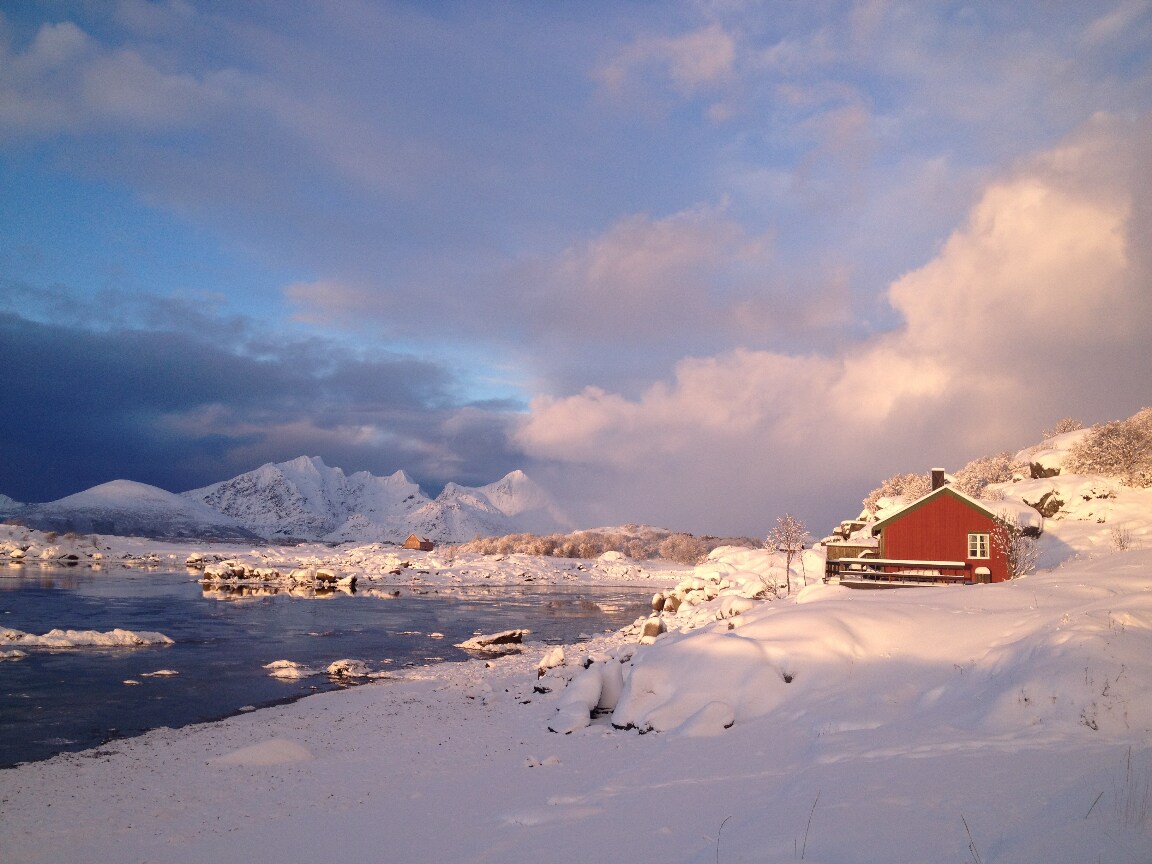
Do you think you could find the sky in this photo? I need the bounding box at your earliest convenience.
[1,1,1150,538]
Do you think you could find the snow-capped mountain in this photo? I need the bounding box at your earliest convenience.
[10,480,260,540]
[182,456,569,543]
[183,456,427,542]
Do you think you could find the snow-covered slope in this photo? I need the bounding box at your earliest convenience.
[13,480,260,540]
[0,492,23,517]
[183,456,569,543]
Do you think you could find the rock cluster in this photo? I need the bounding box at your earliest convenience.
[188,555,357,590]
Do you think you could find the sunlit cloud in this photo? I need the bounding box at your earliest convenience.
[515,114,1152,534]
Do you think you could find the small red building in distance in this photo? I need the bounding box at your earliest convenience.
[869,484,1010,583]
[403,534,434,551]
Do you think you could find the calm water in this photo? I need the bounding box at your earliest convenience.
[0,568,650,768]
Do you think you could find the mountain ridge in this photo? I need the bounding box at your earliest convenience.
[2,458,570,543]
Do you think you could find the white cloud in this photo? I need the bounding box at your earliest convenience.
[514,114,1152,535]
[596,22,737,108]
[0,17,232,137]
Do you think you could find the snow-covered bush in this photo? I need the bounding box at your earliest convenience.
[1065,407,1152,487]
[862,471,932,513]
[456,528,756,562]
[954,452,1021,497]
[1043,417,1084,439]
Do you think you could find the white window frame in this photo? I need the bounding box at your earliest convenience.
[968,532,990,559]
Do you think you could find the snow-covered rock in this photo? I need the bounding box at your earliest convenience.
[456,629,532,652]
[326,659,373,677]
[0,627,174,648]
[263,660,317,679]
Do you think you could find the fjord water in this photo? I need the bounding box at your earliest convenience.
[0,569,650,768]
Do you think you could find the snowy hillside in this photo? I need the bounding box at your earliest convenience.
[9,480,260,540]
[182,456,570,543]
[827,409,1152,570]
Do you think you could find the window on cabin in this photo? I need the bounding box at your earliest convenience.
[968,533,990,559]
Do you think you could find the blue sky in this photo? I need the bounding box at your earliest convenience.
[2,1,1151,536]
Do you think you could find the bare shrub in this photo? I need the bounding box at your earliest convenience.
[991,512,1041,579]
[1111,525,1134,552]
[1043,417,1084,439]
[767,514,810,594]
[658,533,709,564]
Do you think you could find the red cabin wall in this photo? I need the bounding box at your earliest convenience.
[880,492,1008,582]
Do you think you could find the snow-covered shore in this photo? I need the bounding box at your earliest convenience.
[0,524,692,589]
[2,536,1150,863]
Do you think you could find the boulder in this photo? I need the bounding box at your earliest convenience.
[1028,461,1061,479]
[456,629,531,652]
[327,659,372,677]
[1024,490,1064,518]
[537,645,565,677]
[639,616,666,644]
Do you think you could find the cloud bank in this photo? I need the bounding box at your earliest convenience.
[516,115,1152,535]
[1,4,1151,536]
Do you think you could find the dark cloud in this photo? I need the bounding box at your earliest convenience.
[0,310,524,502]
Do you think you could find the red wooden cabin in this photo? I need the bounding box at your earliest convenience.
[867,485,1009,583]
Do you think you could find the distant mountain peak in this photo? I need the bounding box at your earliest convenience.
[181,457,568,543]
[12,479,258,540]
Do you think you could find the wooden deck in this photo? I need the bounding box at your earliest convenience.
[825,556,972,589]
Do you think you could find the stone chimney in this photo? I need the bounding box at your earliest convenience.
[931,468,946,491]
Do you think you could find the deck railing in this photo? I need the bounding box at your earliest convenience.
[824,557,972,585]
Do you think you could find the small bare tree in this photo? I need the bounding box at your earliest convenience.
[767,514,810,594]
[1042,417,1083,439]
[991,512,1041,579]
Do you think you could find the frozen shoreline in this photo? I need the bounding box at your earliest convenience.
[0,524,695,591]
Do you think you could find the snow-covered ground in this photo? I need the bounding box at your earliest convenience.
[3,449,1151,862]
[2,520,1150,862]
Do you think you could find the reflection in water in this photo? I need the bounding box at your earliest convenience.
[0,570,85,591]
[201,584,354,600]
